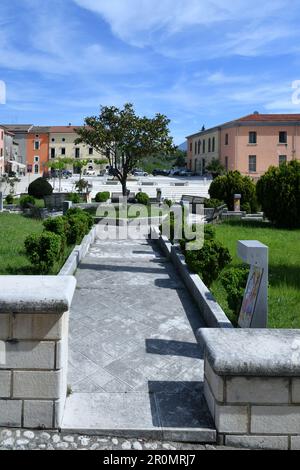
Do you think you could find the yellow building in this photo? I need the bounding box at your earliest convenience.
[49,126,107,173]
[187,128,220,175]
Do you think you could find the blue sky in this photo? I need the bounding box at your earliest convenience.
[1,0,300,144]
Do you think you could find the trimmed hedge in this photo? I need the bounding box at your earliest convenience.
[28,177,53,199]
[95,191,110,203]
[19,195,36,209]
[24,231,62,274]
[135,192,149,206]
[256,160,300,228]
[209,171,258,213]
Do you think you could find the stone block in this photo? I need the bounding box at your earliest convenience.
[12,313,63,340]
[0,370,11,398]
[204,380,215,419]
[55,339,68,370]
[0,314,10,340]
[215,404,248,433]
[205,359,224,402]
[0,341,55,370]
[23,400,54,428]
[225,435,289,450]
[13,370,62,399]
[0,399,22,427]
[291,436,300,450]
[227,377,289,404]
[292,379,300,403]
[251,406,300,434]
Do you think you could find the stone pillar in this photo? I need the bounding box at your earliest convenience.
[0,192,3,212]
[156,188,162,203]
[234,194,241,212]
[63,200,72,215]
[0,276,76,429]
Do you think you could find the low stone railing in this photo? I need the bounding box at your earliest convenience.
[198,328,300,450]
[0,276,76,429]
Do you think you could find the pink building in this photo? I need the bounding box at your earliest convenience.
[187,113,300,178]
[0,127,4,176]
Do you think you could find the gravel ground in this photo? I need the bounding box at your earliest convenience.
[0,429,232,451]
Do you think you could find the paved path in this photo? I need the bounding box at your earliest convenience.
[62,233,215,442]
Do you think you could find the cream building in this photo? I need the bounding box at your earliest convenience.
[187,128,219,175]
[49,126,107,173]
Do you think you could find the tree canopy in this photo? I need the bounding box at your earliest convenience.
[75,103,175,194]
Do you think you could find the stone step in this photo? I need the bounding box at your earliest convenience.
[61,391,216,443]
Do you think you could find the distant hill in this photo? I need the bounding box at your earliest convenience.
[177,141,187,151]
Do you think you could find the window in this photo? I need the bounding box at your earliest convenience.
[89,147,93,155]
[202,140,206,153]
[34,164,39,174]
[202,158,206,174]
[50,148,55,159]
[34,140,40,150]
[61,148,66,155]
[51,138,55,142]
[279,131,287,144]
[249,132,257,144]
[198,140,201,154]
[225,133,229,145]
[194,142,197,154]
[225,156,228,171]
[34,156,39,163]
[189,142,192,152]
[279,155,287,165]
[208,138,211,152]
[212,137,215,152]
[62,138,66,142]
[75,148,80,158]
[249,155,257,173]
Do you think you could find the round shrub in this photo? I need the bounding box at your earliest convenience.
[184,239,232,287]
[24,231,62,274]
[256,160,300,228]
[203,198,224,209]
[95,191,110,203]
[68,193,81,203]
[65,207,93,244]
[135,192,149,206]
[220,266,249,318]
[19,195,36,209]
[5,194,14,204]
[209,171,257,213]
[28,177,53,199]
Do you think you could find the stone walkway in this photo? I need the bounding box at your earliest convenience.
[62,233,215,442]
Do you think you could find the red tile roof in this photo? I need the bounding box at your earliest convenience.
[236,113,300,122]
[49,126,84,133]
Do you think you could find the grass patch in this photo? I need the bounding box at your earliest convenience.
[0,213,73,274]
[210,220,300,328]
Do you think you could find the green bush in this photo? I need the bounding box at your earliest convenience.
[95,191,110,203]
[164,199,173,208]
[19,195,36,209]
[5,194,15,204]
[209,171,258,212]
[68,193,81,203]
[28,177,53,199]
[135,192,149,206]
[183,239,232,287]
[204,198,224,209]
[256,160,300,228]
[24,231,62,274]
[220,266,249,317]
[43,216,69,253]
[65,208,93,244]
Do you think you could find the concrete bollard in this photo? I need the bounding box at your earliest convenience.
[0,192,3,212]
[234,194,241,212]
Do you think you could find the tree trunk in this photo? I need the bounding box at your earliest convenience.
[121,179,127,197]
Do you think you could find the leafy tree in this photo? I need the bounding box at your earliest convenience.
[45,158,73,192]
[209,171,258,212]
[256,160,300,228]
[206,159,225,179]
[174,149,187,168]
[28,177,53,199]
[75,103,175,195]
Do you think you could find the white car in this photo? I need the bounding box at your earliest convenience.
[86,170,96,176]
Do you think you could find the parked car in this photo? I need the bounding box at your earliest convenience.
[86,170,96,176]
[152,169,170,176]
[62,170,72,178]
[133,170,148,177]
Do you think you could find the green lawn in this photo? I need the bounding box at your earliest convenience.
[211,220,300,328]
[0,213,44,274]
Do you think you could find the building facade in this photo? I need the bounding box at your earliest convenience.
[26,127,50,175]
[48,126,107,173]
[187,113,300,178]
[187,128,219,174]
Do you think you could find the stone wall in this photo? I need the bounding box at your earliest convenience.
[0,276,76,429]
[198,328,300,450]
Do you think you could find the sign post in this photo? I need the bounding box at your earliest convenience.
[237,240,268,328]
